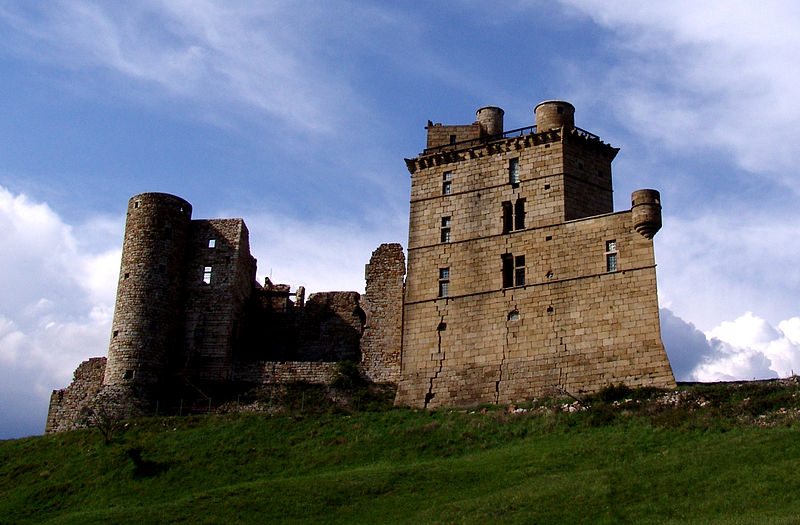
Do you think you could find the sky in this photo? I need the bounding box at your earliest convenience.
[1,1,799,439]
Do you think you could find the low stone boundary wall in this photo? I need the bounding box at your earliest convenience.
[234,361,339,385]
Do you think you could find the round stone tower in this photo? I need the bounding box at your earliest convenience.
[476,106,504,136]
[631,189,662,239]
[103,193,193,390]
[534,100,575,132]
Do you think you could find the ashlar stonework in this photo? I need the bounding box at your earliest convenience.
[46,100,675,433]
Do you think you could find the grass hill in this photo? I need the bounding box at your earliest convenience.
[2,379,800,524]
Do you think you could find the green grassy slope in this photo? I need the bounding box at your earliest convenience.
[2,381,800,524]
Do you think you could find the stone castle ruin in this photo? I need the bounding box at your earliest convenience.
[46,100,675,433]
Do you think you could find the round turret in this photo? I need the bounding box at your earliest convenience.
[476,106,504,136]
[104,193,193,389]
[534,100,575,132]
[631,189,662,239]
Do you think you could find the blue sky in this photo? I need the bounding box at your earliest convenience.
[2,1,799,439]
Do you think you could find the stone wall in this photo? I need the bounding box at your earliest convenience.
[397,103,675,408]
[233,361,339,384]
[361,243,406,382]
[182,218,257,382]
[45,357,106,434]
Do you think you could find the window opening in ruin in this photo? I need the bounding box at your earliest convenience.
[544,184,550,190]
[208,239,216,248]
[605,240,618,272]
[508,310,520,321]
[442,171,452,195]
[203,266,212,284]
[515,255,525,286]
[449,135,457,144]
[502,201,513,233]
[546,271,554,279]
[514,198,526,230]
[124,370,134,380]
[437,322,447,331]
[438,267,450,297]
[441,216,451,243]
[547,306,554,313]
[113,330,118,338]
[546,236,552,241]
[134,201,139,209]
[124,273,130,279]
[509,158,520,185]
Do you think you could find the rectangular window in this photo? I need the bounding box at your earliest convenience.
[502,254,514,288]
[502,201,513,233]
[438,267,450,297]
[203,266,212,284]
[515,255,526,286]
[449,134,457,144]
[440,216,451,243]
[208,239,216,248]
[442,171,452,195]
[605,240,618,272]
[514,198,526,231]
[509,158,520,184]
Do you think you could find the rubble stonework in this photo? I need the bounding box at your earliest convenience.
[47,100,676,433]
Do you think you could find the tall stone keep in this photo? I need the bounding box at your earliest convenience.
[104,193,193,390]
[397,101,675,408]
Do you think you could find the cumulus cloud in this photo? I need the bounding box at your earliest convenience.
[0,186,120,439]
[661,308,800,382]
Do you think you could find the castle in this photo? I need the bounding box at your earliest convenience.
[46,100,675,433]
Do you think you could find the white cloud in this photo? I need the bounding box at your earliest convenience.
[242,211,403,296]
[559,0,800,188]
[0,186,120,439]
[661,308,800,382]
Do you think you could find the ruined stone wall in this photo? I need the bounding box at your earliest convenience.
[46,357,106,434]
[361,243,406,382]
[182,219,256,382]
[233,361,339,384]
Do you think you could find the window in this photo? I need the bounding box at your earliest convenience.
[502,201,513,233]
[502,254,525,287]
[449,135,457,144]
[514,198,526,230]
[442,171,452,195]
[208,239,216,248]
[438,267,450,297]
[123,370,134,380]
[203,266,212,284]
[509,158,520,184]
[605,240,618,272]
[514,255,526,286]
[440,216,451,243]
[134,201,140,209]
[508,310,520,321]
[502,198,526,233]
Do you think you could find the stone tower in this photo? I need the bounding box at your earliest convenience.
[104,193,193,391]
[397,101,675,408]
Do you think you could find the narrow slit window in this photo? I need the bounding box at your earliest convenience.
[208,239,216,248]
[203,266,213,284]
